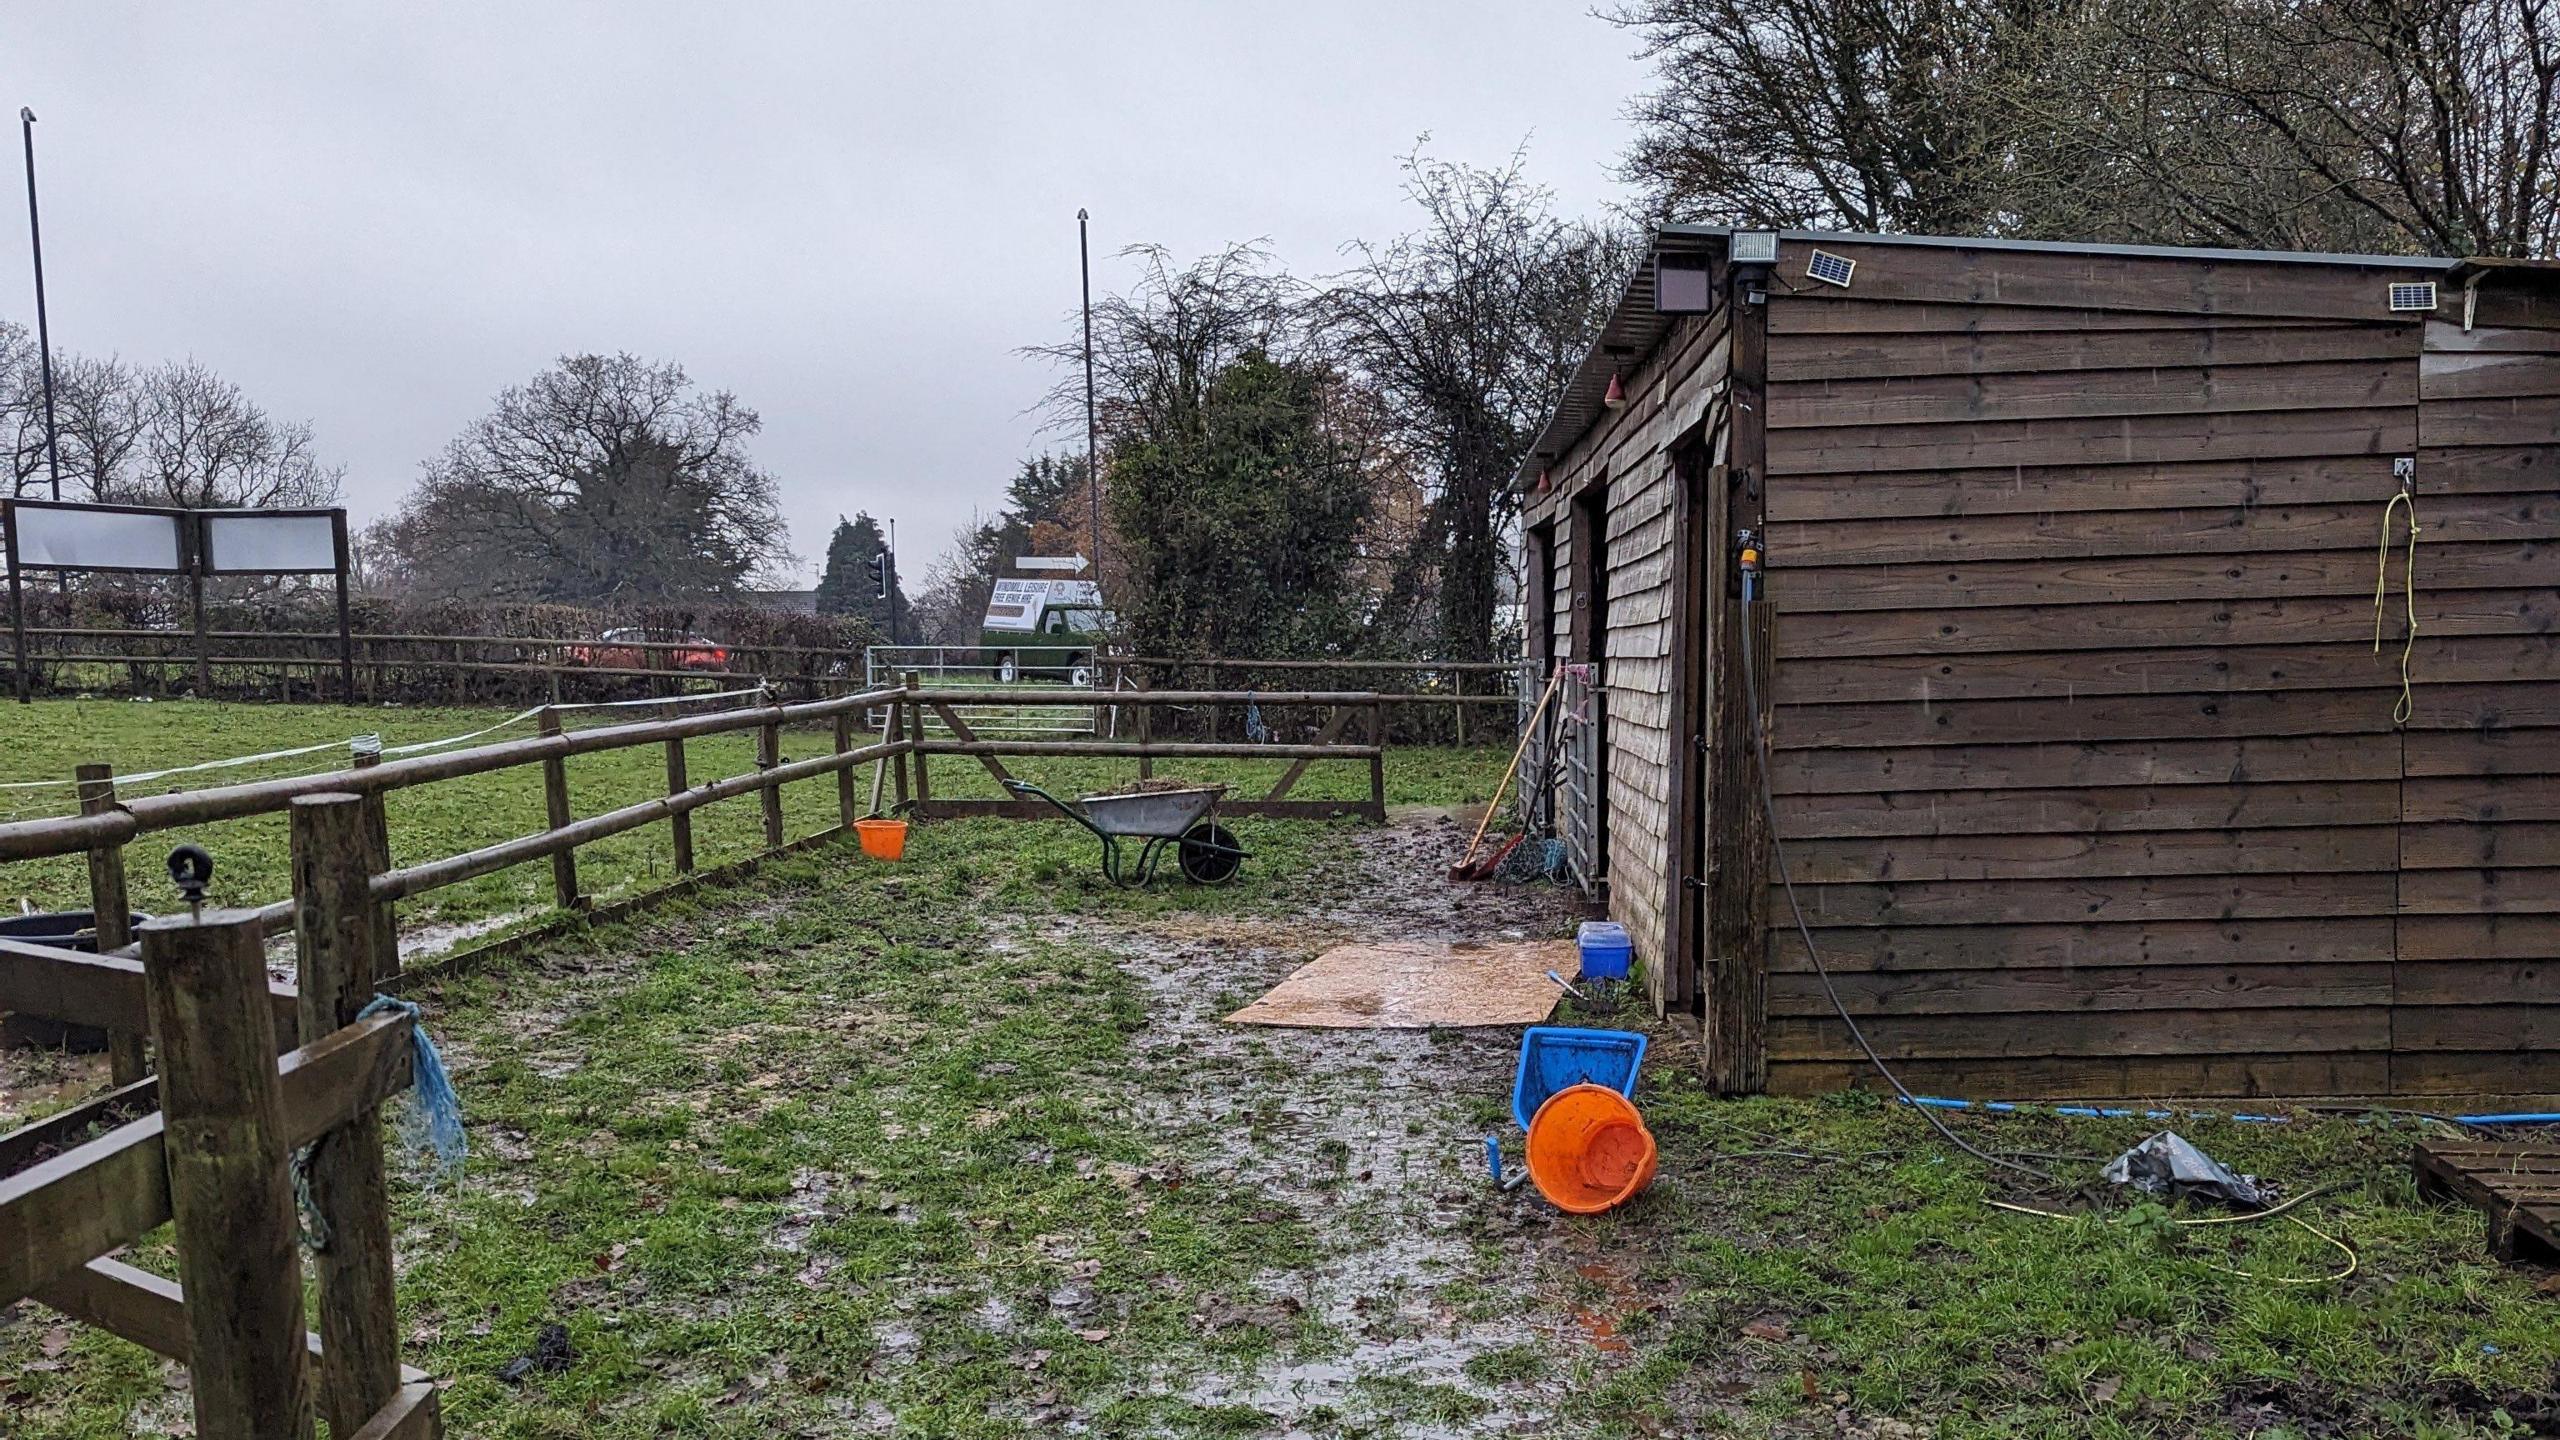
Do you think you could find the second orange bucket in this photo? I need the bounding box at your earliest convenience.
[854,818,908,861]
[1524,1082,1658,1215]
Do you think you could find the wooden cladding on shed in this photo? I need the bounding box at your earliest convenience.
[1752,239,2556,1099]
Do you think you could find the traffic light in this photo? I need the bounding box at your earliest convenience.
[870,549,891,600]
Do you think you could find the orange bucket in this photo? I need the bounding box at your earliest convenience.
[854,818,908,861]
[1524,1082,1658,1215]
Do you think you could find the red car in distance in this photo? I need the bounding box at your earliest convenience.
[562,628,730,672]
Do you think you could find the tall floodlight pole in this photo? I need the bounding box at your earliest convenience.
[1077,208,1099,584]
[19,108,62,499]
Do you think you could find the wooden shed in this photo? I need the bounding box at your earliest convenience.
[1518,229,2558,1100]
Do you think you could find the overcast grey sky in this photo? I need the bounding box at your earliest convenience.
[6,3,1643,582]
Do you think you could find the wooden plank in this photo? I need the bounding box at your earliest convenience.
[2396,1052,2560,1096]
[0,1007,411,1307]
[1768,1004,2391,1060]
[913,797,1380,822]
[1776,779,2402,839]
[2400,867,2560,915]
[0,938,300,1038]
[1266,706,1355,801]
[1772,241,2436,321]
[2403,822,2560,870]
[0,1073,157,1178]
[756,718,786,849]
[1781,825,2400,883]
[290,797,404,1439]
[1768,733,2399,794]
[2425,320,2560,354]
[1770,357,2413,428]
[1769,915,2397,973]
[76,764,148,1085]
[140,908,317,1439]
[345,1382,442,1440]
[2419,348,2560,399]
[1777,683,2553,749]
[2391,962,2560,1005]
[1771,321,2413,380]
[1775,635,2558,705]
[1701,285,1771,1095]
[1768,1051,2391,1099]
[1781,871,2397,928]
[1768,962,2393,1016]
[2406,727,2560,778]
[1777,588,2559,659]
[1768,404,2415,477]
[536,708,579,911]
[2420,393,2560,446]
[2406,775,2560,824]
[2394,1005,2560,1051]
[1773,541,2544,612]
[2400,914,2560,961]
[1768,450,2548,523]
[1768,492,2560,567]
[1769,298,2370,335]
[28,1257,424,1382]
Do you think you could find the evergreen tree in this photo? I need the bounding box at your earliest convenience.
[813,511,904,638]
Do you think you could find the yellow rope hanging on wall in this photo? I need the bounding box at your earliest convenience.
[2372,481,2422,726]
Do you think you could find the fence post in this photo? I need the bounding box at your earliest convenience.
[890,694,911,812]
[1453,671,1466,748]
[1366,698,1386,824]
[1134,670,1153,781]
[139,905,316,1440]
[75,763,149,1086]
[448,640,466,706]
[758,710,786,849]
[835,708,859,831]
[289,794,403,1438]
[904,672,931,813]
[537,707,582,909]
[349,747,398,979]
[662,706,695,876]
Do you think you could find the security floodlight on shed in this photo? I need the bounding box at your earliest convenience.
[1729,231,1779,264]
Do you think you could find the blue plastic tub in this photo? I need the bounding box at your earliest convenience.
[1512,1026,1648,1132]
[1576,920,1632,982]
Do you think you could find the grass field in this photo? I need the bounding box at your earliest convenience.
[2,700,2557,1437]
[0,697,1477,947]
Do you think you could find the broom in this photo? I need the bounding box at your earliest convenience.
[1451,665,1564,880]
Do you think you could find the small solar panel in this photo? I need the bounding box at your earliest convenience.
[1806,249,1856,288]
[2388,282,2438,312]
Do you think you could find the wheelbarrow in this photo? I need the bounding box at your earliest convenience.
[1002,779,1247,887]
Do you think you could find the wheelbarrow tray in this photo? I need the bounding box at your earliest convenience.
[1075,785,1225,838]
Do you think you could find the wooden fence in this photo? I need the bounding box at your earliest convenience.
[0,679,1409,1431]
[3,626,1517,742]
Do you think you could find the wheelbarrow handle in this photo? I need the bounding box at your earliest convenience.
[1004,778,1113,847]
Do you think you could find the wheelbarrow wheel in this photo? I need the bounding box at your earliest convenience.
[1178,821,1244,885]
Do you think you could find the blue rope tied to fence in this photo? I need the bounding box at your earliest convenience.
[1244,691,1269,744]
[291,995,467,1251]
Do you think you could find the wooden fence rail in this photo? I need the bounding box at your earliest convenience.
[5,627,1517,740]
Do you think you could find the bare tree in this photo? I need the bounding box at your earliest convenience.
[114,360,342,509]
[2096,0,2559,256]
[1610,0,2061,232]
[1320,148,1634,660]
[1613,0,2558,255]
[367,353,791,603]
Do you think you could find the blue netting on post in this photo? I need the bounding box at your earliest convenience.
[358,994,468,1184]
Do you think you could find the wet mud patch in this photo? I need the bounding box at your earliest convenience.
[1040,815,1601,1434]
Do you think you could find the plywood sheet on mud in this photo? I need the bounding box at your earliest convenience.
[1226,940,1570,1029]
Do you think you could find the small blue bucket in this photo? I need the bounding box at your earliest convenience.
[1511,1026,1648,1132]
[1577,920,1632,982]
